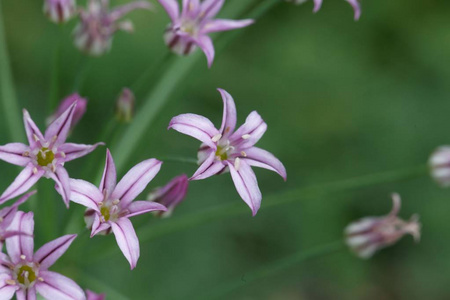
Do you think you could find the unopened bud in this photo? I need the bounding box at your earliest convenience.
[47,94,87,130]
[115,88,135,123]
[43,0,77,24]
[148,175,188,218]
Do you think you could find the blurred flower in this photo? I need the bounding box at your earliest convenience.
[70,149,166,269]
[47,93,87,131]
[429,146,450,187]
[157,0,254,67]
[148,174,188,217]
[168,89,287,216]
[0,102,104,206]
[345,193,421,259]
[287,0,361,20]
[43,0,77,24]
[86,290,106,300]
[115,88,135,123]
[73,0,152,56]
[0,191,36,249]
[0,211,84,300]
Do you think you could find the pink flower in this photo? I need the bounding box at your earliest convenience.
[73,0,152,56]
[157,0,254,67]
[168,89,287,216]
[43,0,77,23]
[287,0,361,20]
[0,102,103,207]
[147,174,188,218]
[86,290,105,300]
[47,94,88,131]
[429,146,450,187]
[68,150,166,269]
[345,193,421,259]
[0,211,85,300]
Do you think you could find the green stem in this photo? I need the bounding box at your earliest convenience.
[198,241,345,300]
[49,26,62,112]
[158,156,198,165]
[0,1,25,142]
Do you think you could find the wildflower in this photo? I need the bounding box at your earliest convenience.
[158,0,254,67]
[43,0,77,24]
[345,193,421,259]
[168,89,287,216]
[115,88,135,123]
[429,146,450,187]
[287,0,361,20]
[0,211,85,300]
[68,150,166,269]
[148,174,188,217]
[47,93,88,131]
[74,0,152,56]
[86,290,106,300]
[0,103,103,206]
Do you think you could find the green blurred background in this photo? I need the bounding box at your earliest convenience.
[1,0,450,299]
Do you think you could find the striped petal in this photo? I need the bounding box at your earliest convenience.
[34,234,77,269]
[0,164,44,204]
[168,113,220,148]
[37,271,85,300]
[111,218,140,269]
[0,143,30,166]
[6,211,34,264]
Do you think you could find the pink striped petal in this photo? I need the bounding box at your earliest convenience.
[202,19,254,34]
[67,179,102,211]
[16,286,36,300]
[200,0,224,19]
[217,89,237,137]
[227,160,261,216]
[86,290,105,300]
[0,164,44,204]
[230,111,267,149]
[346,0,361,20]
[0,273,17,299]
[168,113,220,148]
[110,218,139,269]
[58,142,104,162]
[44,102,76,147]
[126,201,167,218]
[49,166,71,208]
[34,234,77,269]
[0,143,30,166]
[157,0,179,22]
[23,110,45,149]
[243,147,287,180]
[37,271,85,300]
[182,0,200,16]
[99,149,117,197]
[0,191,36,228]
[313,0,323,12]
[191,160,225,180]
[6,211,34,264]
[90,214,111,237]
[196,35,215,68]
[191,152,219,180]
[112,159,162,208]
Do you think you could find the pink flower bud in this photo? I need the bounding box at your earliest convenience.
[86,290,106,300]
[47,94,87,130]
[429,146,450,187]
[115,88,135,123]
[43,0,77,24]
[345,193,420,259]
[148,174,188,218]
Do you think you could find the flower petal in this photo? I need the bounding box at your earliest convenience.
[34,234,77,269]
[0,164,44,204]
[190,151,224,180]
[191,160,225,180]
[86,290,105,300]
[200,0,224,19]
[0,273,17,299]
[196,35,215,68]
[66,179,102,212]
[230,111,267,149]
[6,211,34,264]
[112,159,162,208]
[126,201,167,218]
[0,190,36,229]
[58,142,104,163]
[44,102,76,147]
[99,149,117,197]
[49,166,71,208]
[157,0,179,22]
[243,147,287,180]
[90,214,111,237]
[313,0,323,12]
[109,1,153,21]
[16,286,36,300]
[23,110,45,149]
[110,218,140,269]
[168,113,219,148]
[217,89,237,137]
[0,143,30,166]
[182,0,200,16]
[346,0,361,20]
[227,160,261,216]
[37,270,86,300]
[202,19,254,34]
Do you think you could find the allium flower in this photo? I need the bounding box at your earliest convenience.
[158,0,254,67]
[345,193,421,259]
[168,89,287,216]
[43,0,77,24]
[287,0,361,20]
[147,174,188,217]
[0,103,103,206]
[115,88,135,123]
[74,0,152,56]
[0,211,85,300]
[47,94,88,131]
[0,191,35,249]
[68,150,166,269]
[86,290,106,300]
[429,146,450,187]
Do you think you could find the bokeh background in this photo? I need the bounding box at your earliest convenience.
[1,0,450,299]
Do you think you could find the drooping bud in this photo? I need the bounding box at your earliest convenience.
[86,290,106,300]
[43,0,77,24]
[429,146,450,187]
[345,193,421,259]
[115,88,135,123]
[47,94,87,130]
[148,174,188,218]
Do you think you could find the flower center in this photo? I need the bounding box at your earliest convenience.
[17,265,36,285]
[215,145,228,160]
[36,147,55,167]
[180,20,197,35]
[100,206,111,221]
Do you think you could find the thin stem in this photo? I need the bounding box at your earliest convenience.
[197,241,345,300]
[49,26,63,112]
[158,156,198,165]
[0,1,25,142]
[72,55,91,93]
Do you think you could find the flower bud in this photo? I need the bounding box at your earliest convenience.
[115,88,135,123]
[43,0,77,24]
[429,146,450,187]
[86,290,106,300]
[148,175,188,218]
[345,193,420,259]
[47,94,87,130]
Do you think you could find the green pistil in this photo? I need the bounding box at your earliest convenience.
[101,206,110,221]
[36,147,55,167]
[215,146,228,161]
[17,265,36,285]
